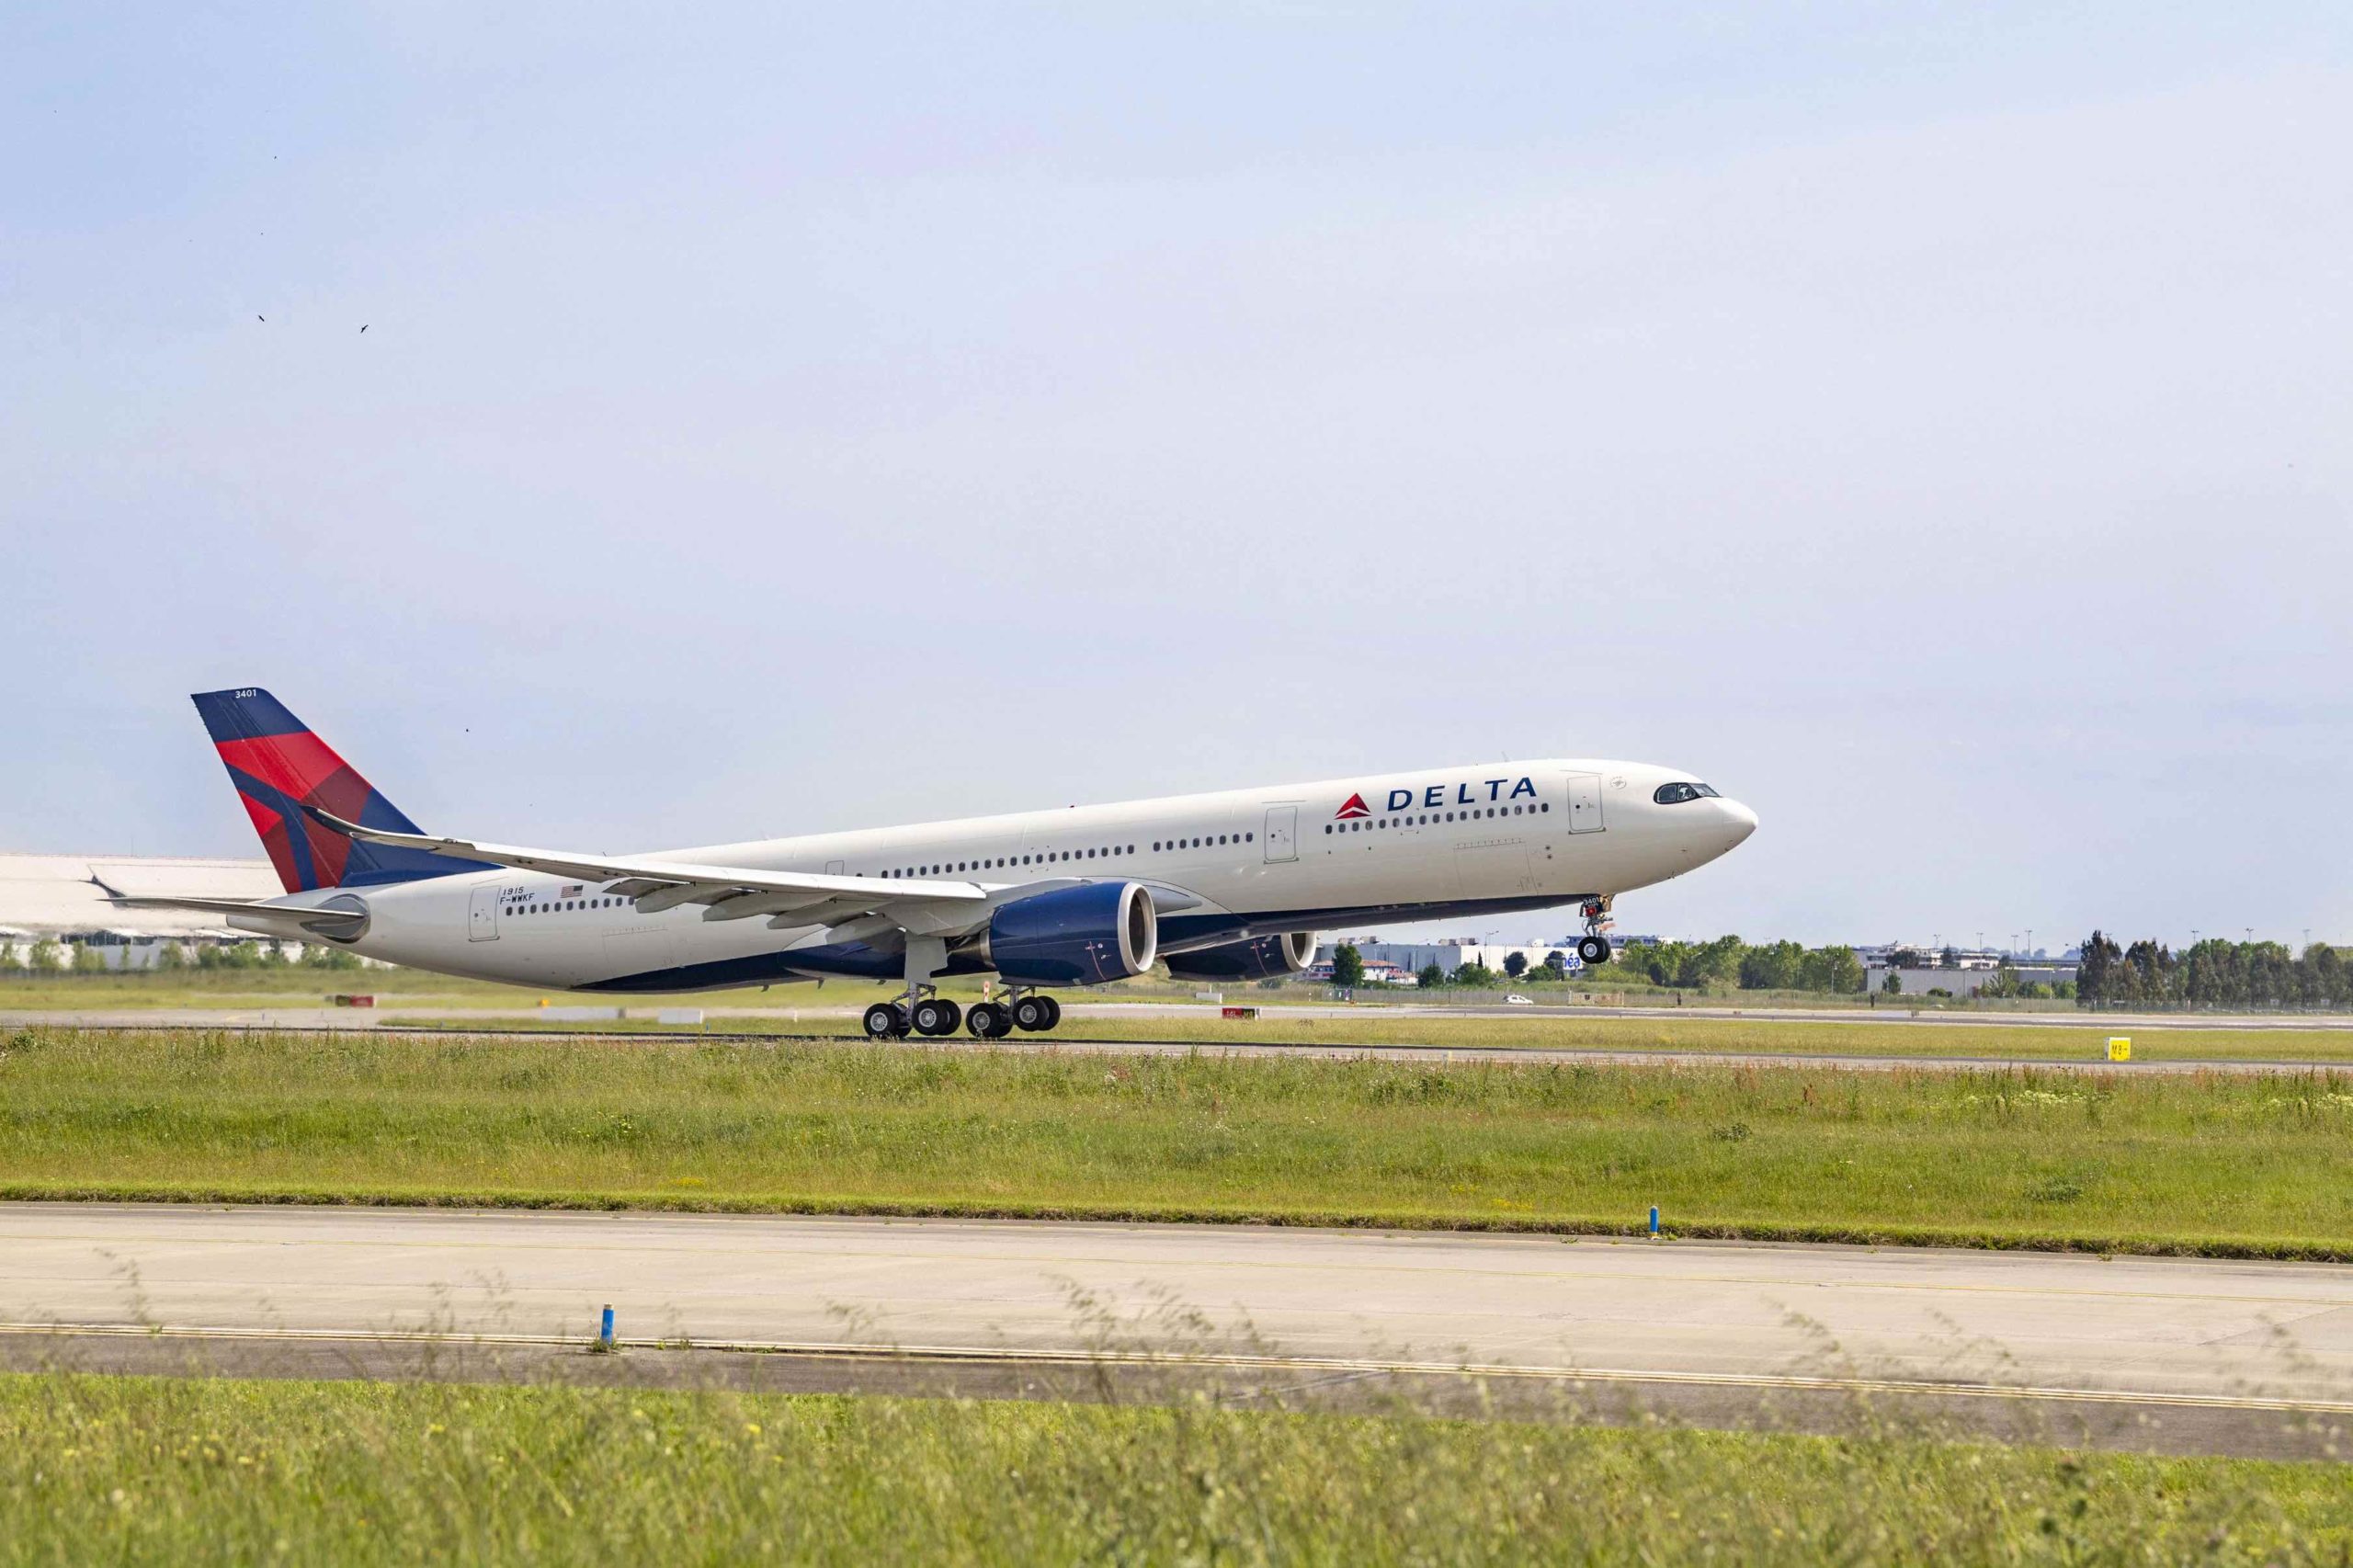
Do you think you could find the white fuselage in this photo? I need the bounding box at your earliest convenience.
[256,758,1755,993]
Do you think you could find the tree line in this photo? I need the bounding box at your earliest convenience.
[2075,932,2347,1011]
[0,939,365,974]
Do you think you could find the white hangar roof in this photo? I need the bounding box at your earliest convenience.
[0,853,282,937]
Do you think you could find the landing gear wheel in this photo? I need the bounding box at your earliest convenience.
[863,1002,911,1039]
[1039,995,1062,1029]
[965,1001,1011,1040]
[912,998,961,1037]
[1575,936,1611,965]
[1012,995,1054,1032]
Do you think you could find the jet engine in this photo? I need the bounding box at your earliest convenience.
[986,881,1158,985]
[1162,931,1316,983]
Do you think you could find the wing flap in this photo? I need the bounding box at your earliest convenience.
[300,807,987,915]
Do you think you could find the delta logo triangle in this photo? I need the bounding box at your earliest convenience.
[1335,792,1371,820]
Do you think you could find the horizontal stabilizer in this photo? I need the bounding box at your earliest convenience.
[100,889,367,936]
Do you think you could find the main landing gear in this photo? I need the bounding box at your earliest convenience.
[1576,898,1615,967]
[1008,993,1061,1032]
[967,990,1059,1040]
[862,990,1062,1040]
[862,994,963,1039]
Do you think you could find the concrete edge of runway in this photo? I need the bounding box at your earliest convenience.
[6,1189,2352,1267]
[7,1324,2348,1463]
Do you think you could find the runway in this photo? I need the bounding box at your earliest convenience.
[6,1203,2352,1456]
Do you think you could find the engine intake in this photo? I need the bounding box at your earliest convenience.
[1163,931,1315,983]
[987,881,1158,986]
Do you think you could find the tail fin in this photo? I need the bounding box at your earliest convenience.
[191,688,483,892]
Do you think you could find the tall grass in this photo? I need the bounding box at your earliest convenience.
[3,1373,2347,1565]
[6,1028,2353,1255]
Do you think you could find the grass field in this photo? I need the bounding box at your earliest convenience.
[11,966,2348,1067]
[7,1027,2353,1256]
[384,1008,2353,1063]
[4,1372,2347,1565]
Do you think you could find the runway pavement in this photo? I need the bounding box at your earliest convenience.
[6,1203,2352,1456]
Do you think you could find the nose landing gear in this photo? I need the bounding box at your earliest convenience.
[1576,898,1615,966]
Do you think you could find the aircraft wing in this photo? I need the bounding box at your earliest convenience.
[301,807,986,923]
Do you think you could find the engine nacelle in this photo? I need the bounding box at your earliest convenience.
[987,881,1158,985]
[1163,931,1316,983]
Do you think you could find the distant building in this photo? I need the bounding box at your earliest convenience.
[1863,961,2077,997]
[1848,940,2077,996]
[1307,957,1415,984]
[1853,944,2011,971]
[1315,937,1582,978]
[0,852,329,969]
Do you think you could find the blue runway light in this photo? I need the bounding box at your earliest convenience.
[1649,1205,1660,1237]
[599,1303,615,1348]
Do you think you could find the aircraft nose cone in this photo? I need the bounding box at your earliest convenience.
[1682,798,1756,861]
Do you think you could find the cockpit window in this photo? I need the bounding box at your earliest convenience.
[1654,781,1722,804]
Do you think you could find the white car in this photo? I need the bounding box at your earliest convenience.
[1503,994,1534,1006]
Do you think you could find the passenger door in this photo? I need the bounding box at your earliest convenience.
[1262,805,1299,864]
[467,883,501,942]
[1564,772,1606,835]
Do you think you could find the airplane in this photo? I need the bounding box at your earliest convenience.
[123,687,1757,1040]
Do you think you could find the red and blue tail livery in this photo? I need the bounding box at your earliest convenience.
[190,688,484,892]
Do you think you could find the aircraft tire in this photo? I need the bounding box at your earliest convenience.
[966,1002,1010,1039]
[1012,995,1052,1031]
[1038,995,1062,1029]
[913,998,961,1036]
[863,1002,908,1039]
[1576,936,1610,965]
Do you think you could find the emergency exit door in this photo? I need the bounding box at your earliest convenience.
[468,883,501,941]
[1564,773,1606,834]
[1263,805,1298,863]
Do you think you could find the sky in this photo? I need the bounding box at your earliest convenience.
[4,3,2347,952]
